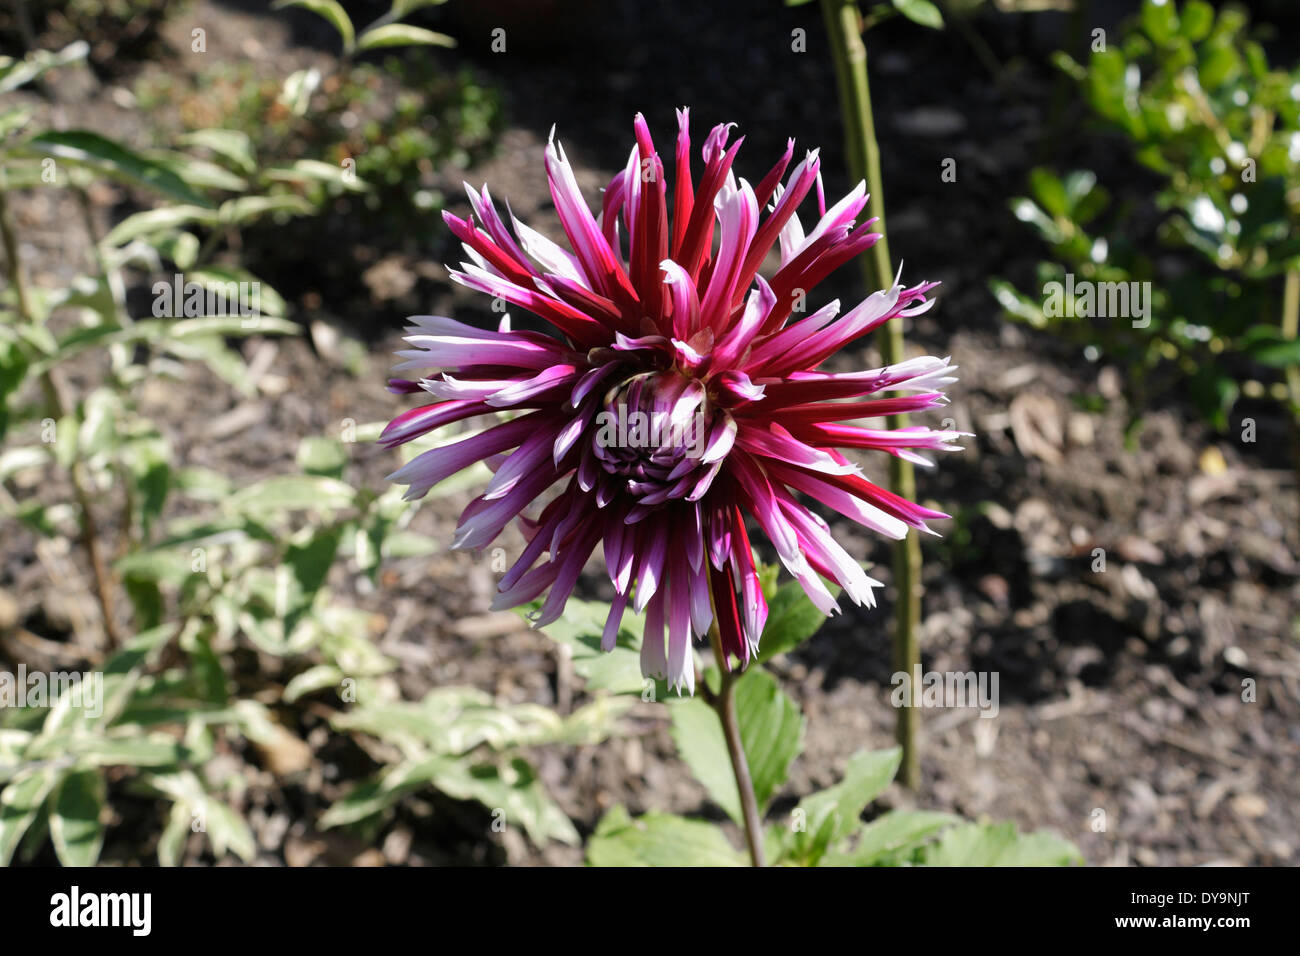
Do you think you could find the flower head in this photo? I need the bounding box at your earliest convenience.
[383,111,963,693]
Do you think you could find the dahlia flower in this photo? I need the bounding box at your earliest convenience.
[383,110,962,694]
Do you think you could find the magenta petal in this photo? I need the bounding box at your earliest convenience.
[665,560,694,695]
[640,587,668,680]
[602,590,631,652]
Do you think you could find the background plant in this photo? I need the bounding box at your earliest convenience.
[0,0,184,78]
[0,34,552,866]
[250,0,501,242]
[991,0,1300,450]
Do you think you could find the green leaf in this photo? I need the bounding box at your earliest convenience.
[755,579,836,663]
[1180,0,1214,41]
[121,574,165,634]
[1086,47,1129,123]
[587,806,745,866]
[147,768,256,862]
[1140,0,1178,45]
[0,42,87,93]
[117,549,194,587]
[283,664,344,703]
[531,597,646,696]
[0,338,30,442]
[0,105,32,140]
[178,128,256,175]
[279,68,321,117]
[669,668,803,824]
[1198,39,1240,89]
[157,800,191,867]
[25,130,210,207]
[825,809,957,865]
[27,320,134,375]
[358,24,456,50]
[1010,196,1065,244]
[1051,51,1087,83]
[0,446,47,481]
[333,687,623,755]
[1063,170,1104,223]
[274,0,355,51]
[174,266,289,319]
[203,798,256,862]
[101,205,219,248]
[431,757,579,846]
[989,277,1047,328]
[890,0,943,30]
[93,624,177,728]
[229,475,355,515]
[380,530,439,559]
[184,631,230,706]
[1028,168,1069,218]
[282,527,343,630]
[263,158,366,191]
[69,734,186,768]
[391,0,451,16]
[147,150,249,192]
[922,821,1083,866]
[781,746,902,864]
[218,194,315,227]
[77,387,117,456]
[0,768,61,866]
[296,435,348,478]
[124,435,171,540]
[45,321,122,370]
[165,314,297,338]
[49,769,105,866]
[668,697,738,817]
[319,756,455,828]
[1188,366,1238,430]
[1240,328,1300,367]
[142,770,210,861]
[174,466,234,501]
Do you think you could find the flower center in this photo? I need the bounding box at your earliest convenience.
[590,371,721,505]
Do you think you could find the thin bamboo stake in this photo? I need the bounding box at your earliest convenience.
[821,0,923,788]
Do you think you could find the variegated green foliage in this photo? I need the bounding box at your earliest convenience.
[322,688,631,846]
[1,36,521,865]
[0,626,263,865]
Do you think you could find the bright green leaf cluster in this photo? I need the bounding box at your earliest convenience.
[993,0,1300,430]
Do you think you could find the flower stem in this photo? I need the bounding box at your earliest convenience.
[706,626,766,867]
[821,0,922,789]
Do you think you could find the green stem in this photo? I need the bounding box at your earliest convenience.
[821,0,922,789]
[706,625,765,867]
[0,183,34,320]
[0,185,122,649]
